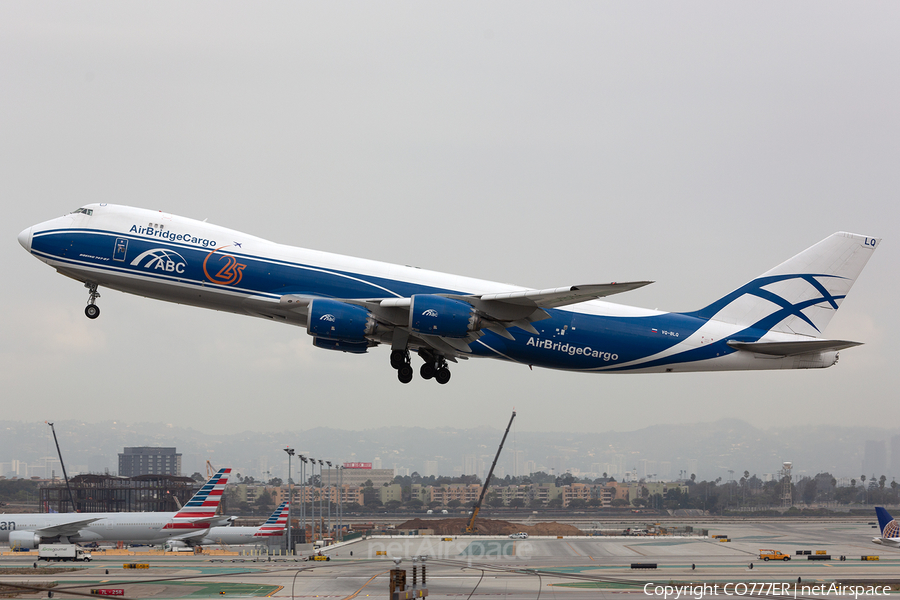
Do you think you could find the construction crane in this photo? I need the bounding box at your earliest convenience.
[46,422,76,512]
[466,410,516,534]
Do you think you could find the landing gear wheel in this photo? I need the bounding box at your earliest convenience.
[398,364,414,384]
[420,363,436,380]
[390,349,408,370]
[435,367,451,385]
[84,282,101,319]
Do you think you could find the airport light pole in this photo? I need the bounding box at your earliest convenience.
[338,465,343,541]
[309,458,316,542]
[284,447,294,554]
[299,455,306,546]
[326,461,332,540]
[318,460,324,542]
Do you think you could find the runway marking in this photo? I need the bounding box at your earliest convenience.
[339,570,387,600]
[624,546,647,556]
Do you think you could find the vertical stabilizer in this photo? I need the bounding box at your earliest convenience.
[165,468,231,530]
[876,507,898,538]
[255,501,290,537]
[693,232,880,336]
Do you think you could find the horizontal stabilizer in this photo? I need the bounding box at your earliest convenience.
[727,339,862,357]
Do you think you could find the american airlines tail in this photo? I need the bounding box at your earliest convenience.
[255,502,290,537]
[164,468,231,532]
[873,507,900,547]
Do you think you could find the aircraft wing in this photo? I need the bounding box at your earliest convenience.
[455,281,654,309]
[276,281,652,356]
[165,529,211,542]
[35,518,102,538]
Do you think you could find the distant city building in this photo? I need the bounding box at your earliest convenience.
[891,435,900,480]
[863,440,887,478]
[118,447,182,477]
[463,454,477,475]
[424,460,439,478]
[339,462,394,487]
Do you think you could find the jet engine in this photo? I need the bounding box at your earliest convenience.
[312,337,370,354]
[410,295,480,338]
[307,299,376,341]
[9,530,42,549]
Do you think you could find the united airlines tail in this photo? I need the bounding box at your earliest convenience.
[255,501,290,537]
[688,232,879,356]
[873,507,900,547]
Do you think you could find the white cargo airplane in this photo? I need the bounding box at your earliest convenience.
[18,205,879,384]
[0,469,231,549]
[167,501,289,548]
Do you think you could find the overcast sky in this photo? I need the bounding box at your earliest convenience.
[2,3,897,436]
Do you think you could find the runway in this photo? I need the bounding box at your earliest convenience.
[1,520,898,599]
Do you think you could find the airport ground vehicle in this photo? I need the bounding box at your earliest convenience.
[38,544,92,562]
[759,549,790,561]
[509,532,528,539]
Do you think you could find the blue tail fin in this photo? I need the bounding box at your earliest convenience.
[875,507,895,536]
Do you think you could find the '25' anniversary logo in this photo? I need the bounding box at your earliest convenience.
[203,246,246,285]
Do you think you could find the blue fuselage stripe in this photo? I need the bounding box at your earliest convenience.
[31,228,754,371]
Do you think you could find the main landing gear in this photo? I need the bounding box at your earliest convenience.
[84,282,101,319]
[420,354,451,385]
[389,349,452,384]
[390,349,414,384]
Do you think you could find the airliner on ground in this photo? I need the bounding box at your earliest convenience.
[18,204,880,383]
[0,469,231,548]
[873,507,900,548]
[167,501,289,548]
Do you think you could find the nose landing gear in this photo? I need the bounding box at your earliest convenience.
[84,282,101,319]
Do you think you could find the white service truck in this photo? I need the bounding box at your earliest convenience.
[38,544,93,562]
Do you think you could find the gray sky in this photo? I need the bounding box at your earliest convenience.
[2,3,897,436]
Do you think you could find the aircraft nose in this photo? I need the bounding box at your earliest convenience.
[18,226,32,252]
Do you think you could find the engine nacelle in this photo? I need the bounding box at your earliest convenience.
[9,530,42,549]
[410,295,479,338]
[312,337,370,354]
[308,299,376,342]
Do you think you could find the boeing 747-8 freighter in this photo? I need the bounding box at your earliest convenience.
[19,205,879,384]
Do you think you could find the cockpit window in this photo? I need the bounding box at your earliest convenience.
[71,207,93,216]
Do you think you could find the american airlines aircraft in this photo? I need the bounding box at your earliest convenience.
[167,501,289,548]
[0,468,231,549]
[18,204,879,384]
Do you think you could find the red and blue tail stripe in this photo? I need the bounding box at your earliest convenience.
[163,468,231,530]
[254,501,290,537]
